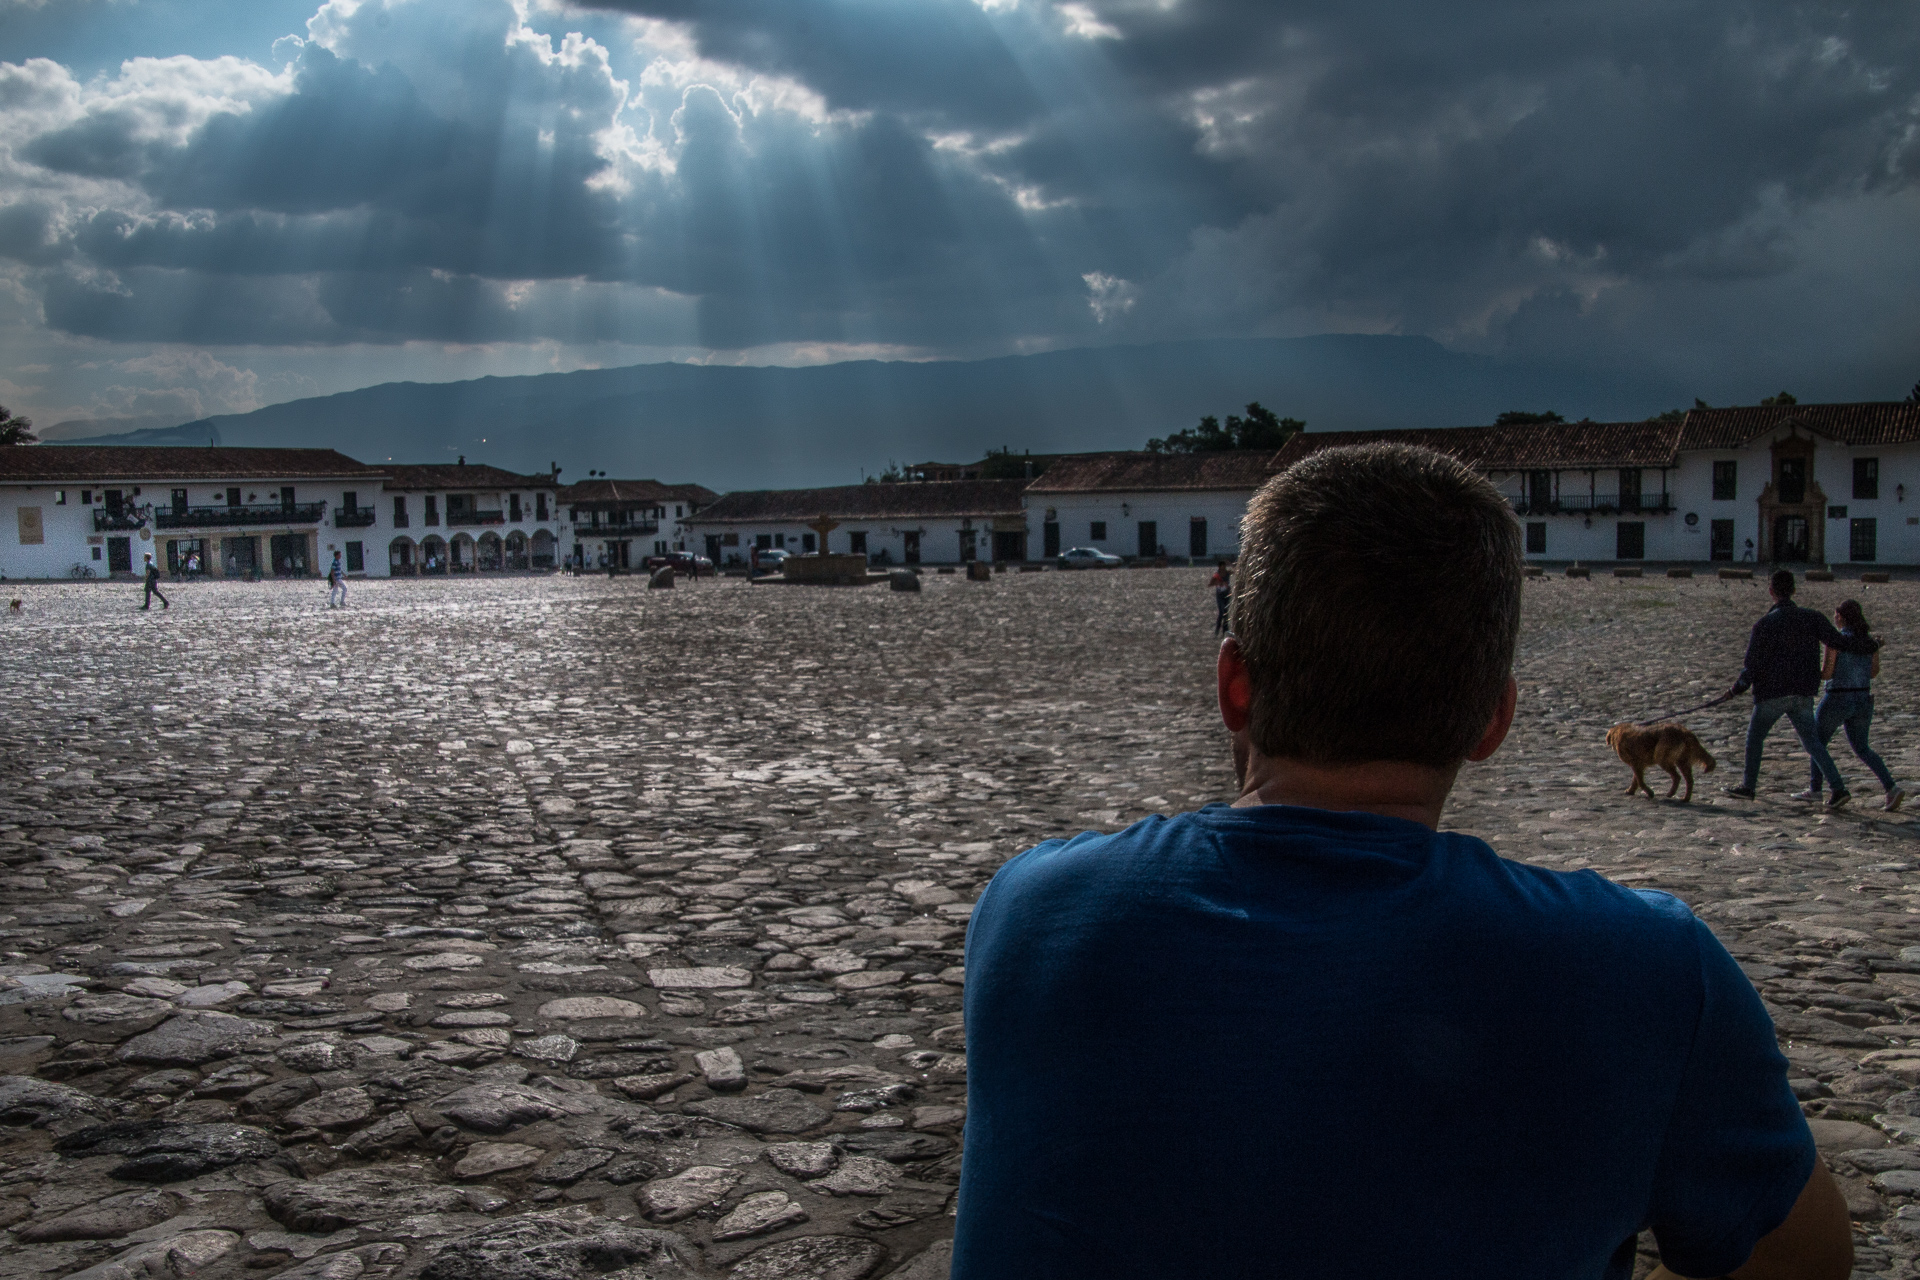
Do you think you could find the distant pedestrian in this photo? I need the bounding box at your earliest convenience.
[186,551,201,577]
[327,552,347,608]
[140,553,168,611]
[1799,598,1905,811]
[1210,562,1231,635]
[1724,568,1876,807]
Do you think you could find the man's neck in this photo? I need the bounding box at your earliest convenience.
[1231,754,1461,830]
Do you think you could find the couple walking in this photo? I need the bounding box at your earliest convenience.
[1726,568,1904,810]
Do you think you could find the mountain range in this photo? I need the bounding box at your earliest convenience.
[49,335,1696,491]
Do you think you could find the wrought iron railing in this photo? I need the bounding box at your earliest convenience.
[333,506,377,528]
[578,519,660,535]
[91,509,145,531]
[154,502,329,529]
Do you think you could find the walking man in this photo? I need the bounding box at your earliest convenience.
[956,445,1850,1280]
[139,552,168,611]
[327,552,347,608]
[1724,568,1877,807]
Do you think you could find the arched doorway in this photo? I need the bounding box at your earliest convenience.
[477,531,503,571]
[420,535,448,574]
[389,537,416,575]
[531,529,555,569]
[449,534,475,572]
[505,530,528,570]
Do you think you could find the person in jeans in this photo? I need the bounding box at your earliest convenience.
[1798,598,1905,811]
[139,552,168,611]
[956,445,1850,1280]
[1724,568,1877,808]
[327,552,347,608]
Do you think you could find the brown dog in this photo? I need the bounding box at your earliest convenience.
[1606,723,1716,802]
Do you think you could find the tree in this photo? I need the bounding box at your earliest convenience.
[1759,391,1797,406]
[1645,398,1711,424]
[1147,401,1303,453]
[1906,381,1919,405]
[1494,410,1565,426]
[0,406,34,447]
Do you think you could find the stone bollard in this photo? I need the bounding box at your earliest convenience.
[1863,572,1891,583]
[889,569,921,592]
[1666,567,1693,578]
[966,562,992,582]
[1523,567,1544,577]
[647,567,674,589]
[1613,567,1642,578]
[1805,569,1834,582]
[1718,568,1754,580]
[1566,566,1590,579]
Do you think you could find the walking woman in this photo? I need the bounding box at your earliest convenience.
[1799,598,1906,810]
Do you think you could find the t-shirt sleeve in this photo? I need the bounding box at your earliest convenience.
[1645,914,1816,1277]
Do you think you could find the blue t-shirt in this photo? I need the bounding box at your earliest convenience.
[955,805,1812,1280]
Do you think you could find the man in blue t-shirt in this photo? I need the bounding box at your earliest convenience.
[955,444,1850,1280]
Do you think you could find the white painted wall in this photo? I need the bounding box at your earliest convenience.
[1028,490,1255,560]
[684,517,1015,566]
[0,485,108,578]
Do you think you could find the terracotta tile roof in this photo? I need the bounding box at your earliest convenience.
[557,479,719,508]
[1024,450,1286,493]
[1273,422,1684,471]
[383,463,555,490]
[689,479,1028,524]
[1677,403,1920,451]
[0,445,382,483]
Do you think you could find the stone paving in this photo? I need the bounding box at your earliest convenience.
[5,569,1920,1278]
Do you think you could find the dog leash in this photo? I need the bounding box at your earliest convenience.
[1633,688,1740,726]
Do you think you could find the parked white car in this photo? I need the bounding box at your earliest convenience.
[1057,547,1125,569]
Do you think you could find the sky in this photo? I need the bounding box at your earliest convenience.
[1,0,1916,435]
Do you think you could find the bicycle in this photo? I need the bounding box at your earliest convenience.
[68,562,97,579]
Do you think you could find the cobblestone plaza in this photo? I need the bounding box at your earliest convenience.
[8,570,1920,1278]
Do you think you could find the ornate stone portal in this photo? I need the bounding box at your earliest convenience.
[1755,429,1826,564]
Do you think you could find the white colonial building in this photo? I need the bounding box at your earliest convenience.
[558,478,718,570]
[0,447,567,580]
[0,446,387,580]
[1022,451,1283,562]
[379,461,562,575]
[684,479,1030,567]
[1279,401,1920,566]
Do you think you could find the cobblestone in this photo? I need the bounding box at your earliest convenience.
[7,571,1920,1276]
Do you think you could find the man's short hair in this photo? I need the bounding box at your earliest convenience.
[1770,568,1796,597]
[1230,443,1522,768]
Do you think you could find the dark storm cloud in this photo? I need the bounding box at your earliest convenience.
[5,0,1916,363]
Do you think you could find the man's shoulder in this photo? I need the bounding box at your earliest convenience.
[990,810,1215,890]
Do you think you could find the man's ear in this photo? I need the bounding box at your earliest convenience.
[1218,637,1253,733]
[1465,676,1518,763]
